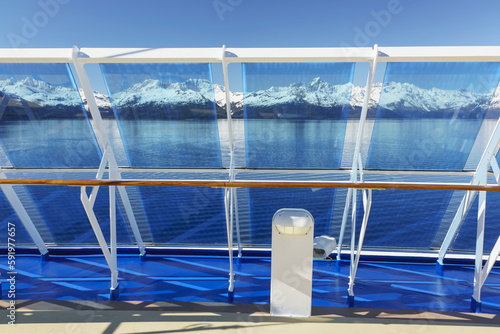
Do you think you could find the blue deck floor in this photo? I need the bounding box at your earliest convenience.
[1,253,500,314]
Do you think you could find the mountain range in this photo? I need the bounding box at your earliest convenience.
[1,76,500,120]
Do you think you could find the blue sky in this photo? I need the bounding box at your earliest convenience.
[1,0,500,90]
[2,0,500,48]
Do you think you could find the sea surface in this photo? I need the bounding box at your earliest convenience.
[1,118,499,251]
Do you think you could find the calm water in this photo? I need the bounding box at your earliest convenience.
[1,118,499,249]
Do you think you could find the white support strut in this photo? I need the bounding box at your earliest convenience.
[222,45,238,294]
[0,172,48,256]
[109,159,119,291]
[72,46,146,257]
[224,187,235,293]
[347,153,373,301]
[470,162,500,311]
[343,45,378,305]
[438,115,500,265]
[337,45,378,262]
[473,189,486,304]
[222,45,242,257]
[0,97,49,258]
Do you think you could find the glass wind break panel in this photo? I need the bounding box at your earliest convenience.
[0,191,32,245]
[26,185,132,245]
[354,189,453,248]
[101,63,222,168]
[248,187,335,245]
[137,186,226,245]
[453,192,500,251]
[0,63,101,168]
[243,63,354,169]
[367,62,500,171]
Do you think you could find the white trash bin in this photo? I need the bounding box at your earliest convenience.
[270,208,314,317]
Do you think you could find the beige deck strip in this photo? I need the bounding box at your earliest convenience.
[1,300,499,334]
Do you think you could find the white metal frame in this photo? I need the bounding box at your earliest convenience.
[335,45,378,305]
[222,45,240,292]
[0,169,48,257]
[0,94,50,258]
[72,46,149,297]
[437,114,500,311]
[2,46,500,306]
[73,46,146,255]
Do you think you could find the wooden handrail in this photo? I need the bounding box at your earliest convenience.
[0,178,499,191]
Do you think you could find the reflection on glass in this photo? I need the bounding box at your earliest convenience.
[454,192,500,251]
[243,62,354,169]
[248,187,335,245]
[101,63,222,168]
[0,192,32,245]
[367,62,500,170]
[137,186,226,244]
[354,189,452,248]
[25,185,131,245]
[0,63,101,168]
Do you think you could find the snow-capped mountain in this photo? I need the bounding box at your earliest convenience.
[0,76,81,107]
[1,76,500,120]
[79,88,112,115]
[213,84,243,113]
[378,82,495,114]
[244,78,351,108]
[350,82,382,110]
[112,78,214,108]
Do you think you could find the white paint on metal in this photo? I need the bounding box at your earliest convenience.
[271,208,314,317]
[0,171,48,255]
[338,45,378,262]
[73,46,146,256]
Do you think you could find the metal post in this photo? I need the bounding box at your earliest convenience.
[72,46,146,257]
[222,45,242,258]
[0,172,48,258]
[479,234,500,288]
[337,45,378,261]
[337,188,352,261]
[348,187,357,306]
[344,45,378,306]
[81,186,114,269]
[109,152,119,298]
[472,189,486,311]
[109,183,119,297]
[224,187,235,296]
[347,153,373,306]
[437,189,477,266]
[222,45,238,297]
[438,115,500,264]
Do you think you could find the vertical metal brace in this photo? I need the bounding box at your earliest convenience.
[471,157,500,311]
[0,170,48,257]
[109,152,119,296]
[337,45,379,261]
[0,96,49,259]
[81,186,118,290]
[472,186,486,311]
[222,45,242,257]
[340,45,378,306]
[73,46,147,298]
[433,94,500,310]
[347,153,373,303]
[438,114,500,265]
[224,187,235,293]
[222,45,242,294]
[72,46,146,257]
